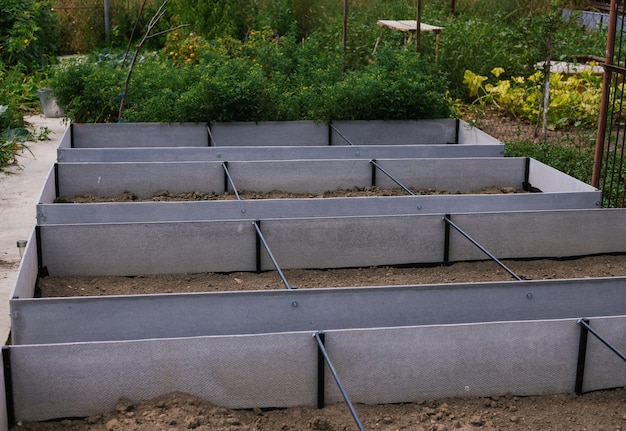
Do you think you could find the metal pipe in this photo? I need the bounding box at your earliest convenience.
[222,162,241,200]
[369,160,414,196]
[313,332,366,431]
[207,125,216,146]
[577,318,626,361]
[592,0,618,188]
[252,222,293,290]
[442,216,523,281]
[329,124,355,146]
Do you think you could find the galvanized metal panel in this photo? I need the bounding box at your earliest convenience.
[448,209,626,261]
[57,125,71,149]
[56,144,504,163]
[36,192,601,225]
[56,162,225,199]
[37,166,56,206]
[330,119,458,145]
[9,332,318,422]
[226,159,373,194]
[373,158,526,191]
[39,221,257,276]
[71,122,209,148]
[457,120,503,146]
[258,215,443,269]
[10,230,38,300]
[210,121,328,146]
[323,319,582,404]
[529,158,598,192]
[11,278,626,345]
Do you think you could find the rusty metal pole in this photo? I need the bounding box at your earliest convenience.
[416,0,422,53]
[592,0,619,188]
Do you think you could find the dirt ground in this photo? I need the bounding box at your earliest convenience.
[21,254,626,431]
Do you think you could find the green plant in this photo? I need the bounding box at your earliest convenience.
[464,67,601,130]
[0,0,59,71]
[505,140,594,184]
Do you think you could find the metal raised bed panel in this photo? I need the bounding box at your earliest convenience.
[10,278,626,345]
[210,121,328,146]
[70,123,210,148]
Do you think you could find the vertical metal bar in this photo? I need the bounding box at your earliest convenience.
[255,220,262,274]
[443,213,451,264]
[453,118,460,144]
[54,163,60,199]
[35,226,48,278]
[317,332,326,409]
[70,123,75,148]
[371,158,377,187]
[222,162,241,200]
[575,319,589,395]
[593,0,618,188]
[523,157,532,192]
[253,221,293,289]
[313,332,366,431]
[442,216,523,281]
[2,347,15,428]
[369,160,415,196]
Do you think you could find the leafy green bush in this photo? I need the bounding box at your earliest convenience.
[505,140,594,184]
[0,0,59,72]
[51,36,451,123]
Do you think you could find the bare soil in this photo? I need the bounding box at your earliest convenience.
[21,188,626,431]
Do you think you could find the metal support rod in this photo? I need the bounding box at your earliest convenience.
[442,216,523,281]
[316,332,326,409]
[329,124,355,146]
[222,162,241,200]
[313,332,366,431]
[578,318,626,361]
[207,124,216,146]
[252,221,293,290]
[575,319,589,395]
[369,160,414,196]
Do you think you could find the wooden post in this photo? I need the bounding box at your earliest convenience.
[416,0,422,53]
[104,0,111,43]
[343,0,348,52]
[450,0,456,15]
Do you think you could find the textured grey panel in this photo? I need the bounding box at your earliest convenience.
[36,167,56,207]
[227,159,373,194]
[39,221,257,276]
[10,230,38,300]
[580,315,626,392]
[528,159,598,192]
[57,125,71,149]
[457,120,503,145]
[9,332,317,422]
[71,123,209,148]
[11,278,626,345]
[210,121,328,146]
[57,162,224,198]
[56,144,504,163]
[331,120,458,145]
[258,215,443,269]
[323,320,581,404]
[37,193,601,225]
[373,158,526,192]
[448,209,626,261]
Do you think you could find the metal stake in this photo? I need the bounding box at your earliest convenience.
[253,221,293,289]
[369,160,414,196]
[329,124,355,146]
[443,216,523,281]
[313,332,366,431]
[222,162,241,200]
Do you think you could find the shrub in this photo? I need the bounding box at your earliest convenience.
[0,0,59,72]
